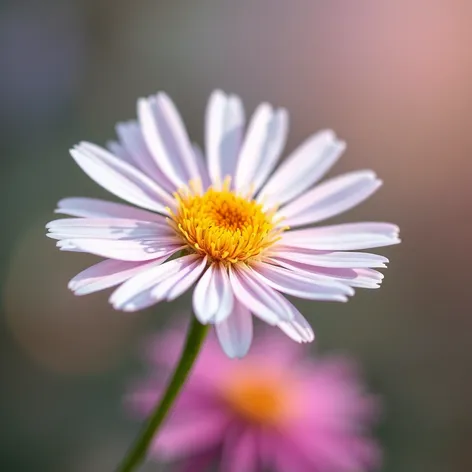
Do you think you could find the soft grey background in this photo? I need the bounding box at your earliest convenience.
[1,0,471,470]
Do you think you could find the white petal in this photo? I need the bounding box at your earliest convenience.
[192,266,217,323]
[193,264,234,324]
[235,104,288,194]
[270,246,389,268]
[115,121,175,192]
[71,142,174,213]
[249,261,353,301]
[281,223,400,250]
[69,259,161,296]
[269,256,384,289]
[251,109,288,194]
[277,304,314,343]
[46,218,172,240]
[264,256,359,280]
[206,91,245,187]
[55,197,165,222]
[151,255,207,301]
[347,268,384,289]
[258,130,345,208]
[110,255,195,311]
[107,140,134,164]
[56,240,84,252]
[215,299,253,359]
[192,143,211,190]
[138,93,200,189]
[279,170,382,227]
[57,238,182,261]
[228,264,294,324]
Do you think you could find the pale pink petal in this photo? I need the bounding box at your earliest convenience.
[57,238,182,262]
[250,261,353,301]
[138,93,200,188]
[55,197,165,222]
[347,268,384,289]
[56,240,85,252]
[235,104,288,194]
[215,299,253,359]
[220,425,259,472]
[228,264,293,324]
[205,90,245,187]
[264,255,384,290]
[106,140,133,164]
[192,143,211,190]
[276,300,315,343]
[151,255,208,301]
[115,120,175,192]
[193,264,234,324]
[110,254,198,311]
[258,130,345,208]
[68,259,161,296]
[70,142,174,213]
[152,410,229,460]
[278,170,382,227]
[282,222,400,250]
[270,246,389,268]
[250,110,288,194]
[264,255,359,281]
[46,217,172,240]
[108,259,174,310]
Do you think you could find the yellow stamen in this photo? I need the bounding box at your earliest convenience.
[168,178,284,264]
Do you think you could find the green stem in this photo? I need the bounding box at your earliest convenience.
[117,317,209,472]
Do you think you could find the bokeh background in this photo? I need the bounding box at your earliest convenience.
[1,0,471,470]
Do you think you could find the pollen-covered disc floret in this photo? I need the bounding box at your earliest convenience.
[169,179,284,264]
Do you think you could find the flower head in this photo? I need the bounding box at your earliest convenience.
[128,327,381,472]
[47,90,400,357]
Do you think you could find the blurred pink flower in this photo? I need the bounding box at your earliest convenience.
[128,327,381,472]
[47,90,399,357]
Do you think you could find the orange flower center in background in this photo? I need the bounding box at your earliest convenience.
[169,179,284,264]
[222,370,290,425]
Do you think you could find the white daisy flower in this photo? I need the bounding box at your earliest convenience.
[47,90,400,358]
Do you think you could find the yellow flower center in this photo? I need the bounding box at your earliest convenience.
[168,179,284,264]
[222,370,290,425]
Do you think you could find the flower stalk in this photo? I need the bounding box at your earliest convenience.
[117,317,209,472]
